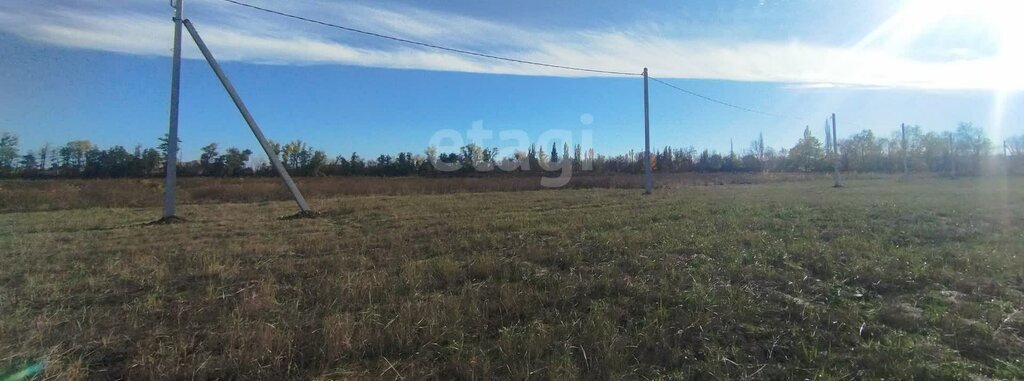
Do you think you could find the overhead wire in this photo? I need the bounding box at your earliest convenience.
[218,0,790,118]
[219,0,640,76]
[648,77,788,119]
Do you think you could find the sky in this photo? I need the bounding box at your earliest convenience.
[0,0,1022,161]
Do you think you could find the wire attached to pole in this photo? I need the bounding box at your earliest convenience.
[218,0,641,77]
[216,0,801,118]
[648,77,788,118]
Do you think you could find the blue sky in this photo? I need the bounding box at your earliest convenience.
[1,0,1021,161]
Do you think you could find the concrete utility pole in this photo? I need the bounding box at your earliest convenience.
[183,19,313,214]
[831,113,842,188]
[948,133,956,178]
[643,68,653,194]
[825,122,832,151]
[162,0,183,219]
[902,123,909,178]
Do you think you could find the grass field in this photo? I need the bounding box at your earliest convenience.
[0,172,825,213]
[2,176,1023,379]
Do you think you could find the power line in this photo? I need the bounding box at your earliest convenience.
[217,0,788,118]
[217,0,641,76]
[648,77,788,119]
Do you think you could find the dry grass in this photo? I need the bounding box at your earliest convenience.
[1,177,1022,379]
[0,172,830,213]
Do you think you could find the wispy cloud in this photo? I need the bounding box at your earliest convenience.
[0,0,1019,90]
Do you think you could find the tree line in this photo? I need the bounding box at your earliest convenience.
[1,122,1022,179]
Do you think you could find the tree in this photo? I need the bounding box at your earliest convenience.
[672,147,696,172]
[840,130,883,172]
[1007,135,1024,175]
[695,150,725,172]
[695,150,710,172]
[787,127,826,172]
[0,132,19,172]
[395,152,416,175]
[274,140,328,176]
[36,143,51,171]
[59,140,93,175]
[527,145,538,171]
[307,150,327,176]
[723,148,741,172]
[919,131,948,173]
[200,143,220,175]
[109,145,135,177]
[281,140,310,170]
[350,152,364,172]
[1008,135,1024,156]
[751,133,766,162]
[740,154,762,172]
[655,146,672,172]
[573,144,583,170]
[708,152,723,172]
[460,143,483,170]
[424,146,438,171]
[266,140,282,158]
[478,147,498,170]
[157,133,181,160]
[12,123,1007,178]
[20,151,37,173]
[892,125,925,171]
[217,147,252,176]
[139,147,163,176]
[954,122,990,175]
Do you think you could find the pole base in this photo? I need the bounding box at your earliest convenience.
[832,184,844,188]
[147,215,187,225]
[280,210,320,220]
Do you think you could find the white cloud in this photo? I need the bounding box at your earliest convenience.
[0,0,1020,90]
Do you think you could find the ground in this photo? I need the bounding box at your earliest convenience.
[1,176,1023,379]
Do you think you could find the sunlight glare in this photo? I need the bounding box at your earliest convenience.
[857,0,1024,91]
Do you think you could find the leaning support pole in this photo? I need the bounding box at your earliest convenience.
[183,19,313,214]
[162,0,183,220]
[643,68,653,194]
[831,113,842,188]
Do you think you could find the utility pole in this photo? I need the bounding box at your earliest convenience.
[831,113,842,188]
[183,20,313,214]
[902,123,909,179]
[643,68,653,194]
[758,132,765,161]
[948,133,956,178]
[825,122,832,151]
[162,0,183,220]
